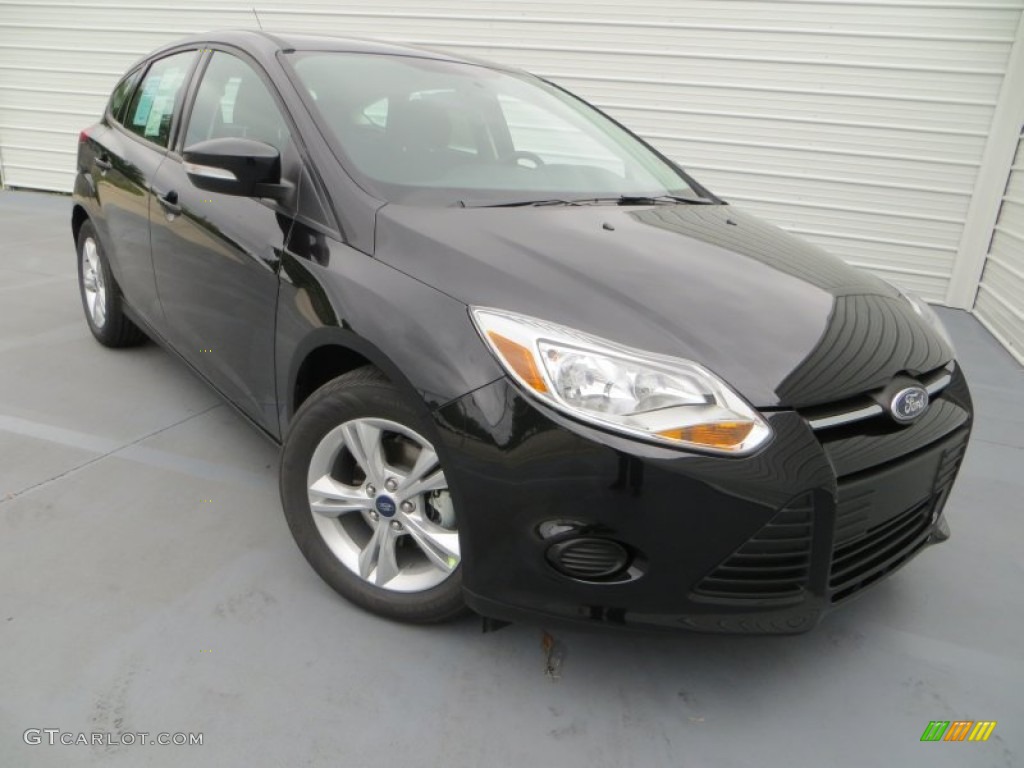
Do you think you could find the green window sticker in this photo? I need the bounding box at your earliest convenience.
[136,66,187,137]
[132,77,158,127]
[144,95,170,137]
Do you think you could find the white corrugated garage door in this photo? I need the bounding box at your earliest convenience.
[975,125,1024,362]
[1,0,1022,304]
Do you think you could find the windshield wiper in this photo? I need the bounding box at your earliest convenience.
[456,198,583,208]
[607,195,718,205]
[456,195,720,210]
[457,195,718,208]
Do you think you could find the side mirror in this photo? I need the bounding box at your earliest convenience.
[182,137,290,201]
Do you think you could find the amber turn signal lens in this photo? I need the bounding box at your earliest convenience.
[657,421,754,449]
[487,331,548,393]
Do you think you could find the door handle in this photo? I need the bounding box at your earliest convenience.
[94,155,112,173]
[156,189,181,216]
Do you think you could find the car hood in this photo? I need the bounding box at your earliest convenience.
[373,203,953,408]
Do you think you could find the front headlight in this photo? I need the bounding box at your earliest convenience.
[471,308,772,455]
[899,289,955,352]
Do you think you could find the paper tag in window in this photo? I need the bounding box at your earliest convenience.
[132,78,158,127]
[145,95,170,137]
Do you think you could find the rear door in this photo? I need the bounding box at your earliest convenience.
[89,50,198,328]
[149,49,299,433]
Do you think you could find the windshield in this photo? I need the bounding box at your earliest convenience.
[286,51,713,206]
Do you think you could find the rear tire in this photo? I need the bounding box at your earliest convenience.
[77,220,147,348]
[280,367,466,623]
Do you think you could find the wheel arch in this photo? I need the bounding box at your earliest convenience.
[71,203,89,244]
[282,326,433,436]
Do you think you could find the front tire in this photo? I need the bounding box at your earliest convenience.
[77,220,146,347]
[280,367,466,623]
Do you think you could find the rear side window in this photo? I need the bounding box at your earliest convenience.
[108,67,142,125]
[124,51,196,147]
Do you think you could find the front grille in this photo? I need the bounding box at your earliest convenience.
[809,364,969,480]
[801,364,954,432]
[828,497,934,601]
[693,494,813,602]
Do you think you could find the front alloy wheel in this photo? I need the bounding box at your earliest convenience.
[307,417,459,591]
[280,367,466,623]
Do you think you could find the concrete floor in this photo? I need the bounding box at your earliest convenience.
[1,189,1021,768]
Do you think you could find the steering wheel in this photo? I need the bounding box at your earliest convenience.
[507,151,546,169]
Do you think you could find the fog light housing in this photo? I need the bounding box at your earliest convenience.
[546,538,631,580]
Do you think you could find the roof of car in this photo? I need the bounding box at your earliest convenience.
[159,29,492,67]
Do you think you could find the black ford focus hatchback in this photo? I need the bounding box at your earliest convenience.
[72,30,972,632]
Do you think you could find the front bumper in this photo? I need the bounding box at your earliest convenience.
[432,366,972,634]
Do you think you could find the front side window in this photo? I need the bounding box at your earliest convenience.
[124,51,196,147]
[287,51,707,206]
[184,52,290,152]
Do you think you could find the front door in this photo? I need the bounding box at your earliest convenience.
[149,50,298,433]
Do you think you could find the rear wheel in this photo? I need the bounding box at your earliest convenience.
[280,367,465,623]
[77,220,146,347]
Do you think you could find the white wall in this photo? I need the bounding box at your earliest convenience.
[976,127,1024,363]
[1,0,1022,308]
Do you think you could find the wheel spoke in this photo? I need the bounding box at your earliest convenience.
[394,442,445,502]
[402,514,460,572]
[397,468,447,501]
[92,295,106,326]
[397,445,438,492]
[308,474,372,517]
[375,528,401,586]
[358,520,401,586]
[341,421,386,486]
[81,240,107,328]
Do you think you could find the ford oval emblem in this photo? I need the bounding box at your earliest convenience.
[890,386,929,424]
[375,496,397,517]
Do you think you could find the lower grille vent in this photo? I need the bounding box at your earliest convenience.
[829,498,934,602]
[693,494,813,601]
[828,429,967,602]
[934,439,967,493]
